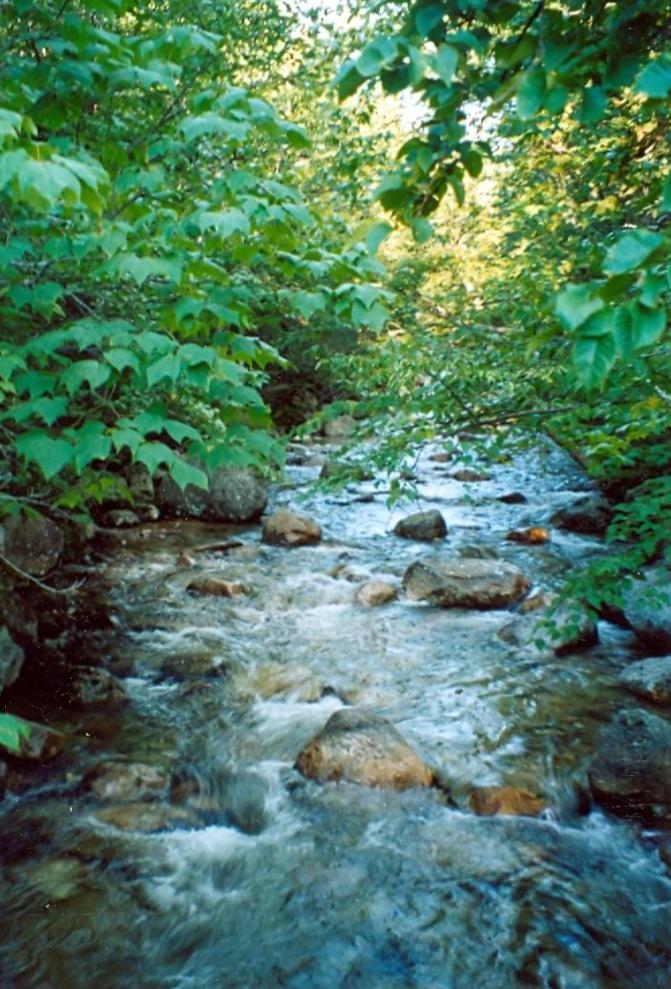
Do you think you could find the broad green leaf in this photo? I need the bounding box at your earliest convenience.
[335,60,365,100]
[163,420,201,443]
[197,208,250,238]
[630,303,667,349]
[171,458,208,491]
[0,713,32,755]
[433,44,458,84]
[578,85,606,124]
[516,68,546,120]
[16,432,74,479]
[411,217,433,243]
[147,353,181,388]
[106,348,141,374]
[415,4,444,38]
[636,54,671,99]
[135,441,175,474]
[61,360,112,395]
[572,333,616,389]
[69,421,113,470]
[356,37,398,78]
[555,284,604,330]
[603,230,663,275]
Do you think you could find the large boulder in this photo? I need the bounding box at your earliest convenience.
[262,509,321,547]
[0,626,24,694]
[295,708,434,789]
[403,558,530,610]
[1,513,64,576]
[550,495,612,536]
[588,708,671,820]
[394,509,447,541]
[619,656,671,706]
[623,570,671,652]
[156,467,268,523]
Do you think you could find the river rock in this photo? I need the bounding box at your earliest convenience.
[186,576,247,597]
[1,513,64,577]
[505,527,551,545]
[101,509,140,529]
[498,601,597,656]
[623,570,671,652]
[160,650,227,678]
[323,414,356,438]
[498,492,528,505]
[429,451,452,463]
[0,716,65,761]
[83,761,168,801]
[469,786,548,817]
[452,469,492,482]
[67,667,128,707]
[551,495,612,536]
[394,509,447,541]
[262,509,321,547]
[222,772,268,834]
[403,558,530,610]
[295,708,434,789]
[95,802,196,832]
[588,708,671,819]
[0,626,24,693]
[355,580,398,608]
[619,656,671,705]
[157,467,268,523]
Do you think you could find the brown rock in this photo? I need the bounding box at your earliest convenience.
[95,802,196,832]
[83,761,168,802]
[452,469,492,482]
[186,576,247,597]
[403,558,530,610]
[68,667,128,707]
[429,452,452,463]
[2,513,64,577]
[505,527,551,545]
[295,707,434,789]
[469,786,548,817]
[394,509,447,541]
[323,414,357,439]
[355,580,398,608]
[262,509,322,547]
[519,592,553,614]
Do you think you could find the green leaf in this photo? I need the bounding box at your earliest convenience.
[106,348,141,374]
[135,441,175,474]
[517,68,546,120]
[630,303,667,349]
[636,54,671,99]
[147,353,181,388]
[15,432,74,479]
[197,208,250,238]
[578,85,607,124]
[335,60,366,100]
[171,458,208,491]
[555,284,604,330]
[662,175,671,213]
[433,44,458,84]
[69,421,113,470]
[356,37,398,78]
[415,4,444,38]
[163,420,201,443]
[411,217,433,243]
[0,713,32,756]
[61,360,112,395]
[603,230,663,275]
[572,333,616,389]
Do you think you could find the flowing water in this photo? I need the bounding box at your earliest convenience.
[2,438,671,989]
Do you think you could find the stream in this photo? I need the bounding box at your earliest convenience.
[2,437,671,989]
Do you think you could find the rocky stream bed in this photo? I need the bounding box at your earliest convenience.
[2,435,671,989]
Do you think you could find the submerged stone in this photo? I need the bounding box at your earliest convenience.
[403,558,530,610]
[262,509,322,547]
[394,509,447,541]
[469,786,547,818]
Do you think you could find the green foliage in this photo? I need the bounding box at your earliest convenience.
[0,0,391,511]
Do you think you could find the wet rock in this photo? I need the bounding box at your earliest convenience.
[394,509,447,541]
[83,761,168,802]
[137,503,160,523]
[21,856,92,902]
[498,492,528,505]
[551,495,612,536]
[1,513,64,577]
[458,545,499,560]
[295,707,434,790]
[519,592,553,614]
[619,656,671,705]
[429,451,452,463]
[498,601,597,656]
[469,786,548,818]
[186,576,248,597]
[588,708,671,820]
[101,509,140,529]
[505,526,551,545]
[452,469,492,482]
[67,667,128,707]
[624,570,671,653]
[127,462,154,502]
[95,802,196,832]
[157,467,268,523]
[323,414,357,439]
[330,562,371,583]
[262,509,321,547]
[160,651,227,679]
[223,772,268,834]
[0,626,24,693]
[355,580,398,608]
[404,558,530,610]
[0,716,65,761]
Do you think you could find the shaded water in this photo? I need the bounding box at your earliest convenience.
[2,439,671,988]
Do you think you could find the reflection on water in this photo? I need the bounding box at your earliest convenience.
[2,439,671,988]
